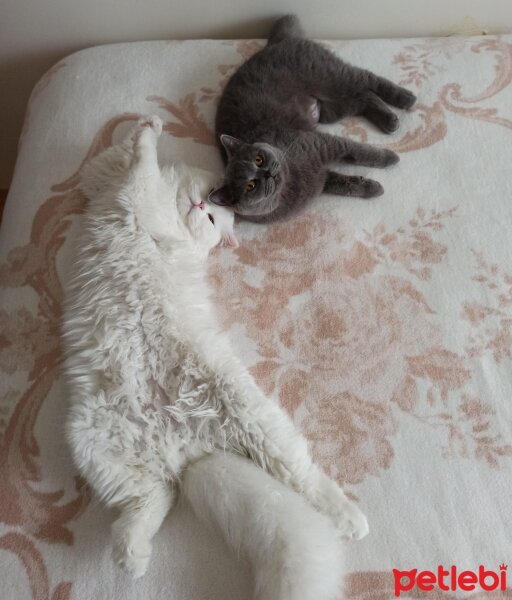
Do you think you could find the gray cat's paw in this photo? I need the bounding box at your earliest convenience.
[382,113,400,133]
[399,88,417,110]
[360,178,384,198]
[381,149,400,167]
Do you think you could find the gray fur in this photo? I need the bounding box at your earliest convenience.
[210,15,416,223]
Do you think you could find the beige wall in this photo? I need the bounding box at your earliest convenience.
[1,0,511,187]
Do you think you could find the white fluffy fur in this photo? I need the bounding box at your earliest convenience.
[184,451,344,600]
[63,116,368,597]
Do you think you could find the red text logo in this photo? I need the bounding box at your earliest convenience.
[393,564,507,597]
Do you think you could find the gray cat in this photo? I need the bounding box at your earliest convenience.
[209,15,416,223]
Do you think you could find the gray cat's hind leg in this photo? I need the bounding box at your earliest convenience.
[323,171,384,198]
[363,91,400,133]
[318,70,416,131]
[317,99,351,124]
[374,75,417,109]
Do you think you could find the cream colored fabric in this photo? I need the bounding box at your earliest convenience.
[1,36,511,599]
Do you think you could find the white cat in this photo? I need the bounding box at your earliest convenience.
[63,116,368,599]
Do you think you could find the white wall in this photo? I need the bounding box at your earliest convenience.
[1,0,511,187]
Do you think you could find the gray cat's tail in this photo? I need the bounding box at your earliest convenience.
[268,15,305,45]
[183,451,345,600]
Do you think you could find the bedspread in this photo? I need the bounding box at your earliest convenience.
[1,35,512,600]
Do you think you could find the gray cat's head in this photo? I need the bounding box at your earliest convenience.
[208,135,286,217]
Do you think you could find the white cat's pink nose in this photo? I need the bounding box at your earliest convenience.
[198,201,205,210]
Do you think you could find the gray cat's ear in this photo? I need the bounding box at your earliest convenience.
[220,134,243,157]
[208,185,233,206]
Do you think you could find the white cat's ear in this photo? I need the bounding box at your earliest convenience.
[220,134,243,157]
[218,215,239,248]
[220,231,239,248]
[213,207,239,249]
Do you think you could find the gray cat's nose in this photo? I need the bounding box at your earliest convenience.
[264,170,272,179]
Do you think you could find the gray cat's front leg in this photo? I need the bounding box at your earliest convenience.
[313,132,399,168]
[323,171,383,198]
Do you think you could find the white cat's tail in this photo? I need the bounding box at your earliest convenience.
[182,452,345,600]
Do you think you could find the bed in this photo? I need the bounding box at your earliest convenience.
[1,34,511,600]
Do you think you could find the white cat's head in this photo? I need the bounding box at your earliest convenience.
[167,163,238,255]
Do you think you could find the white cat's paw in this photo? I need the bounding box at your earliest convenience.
[311,471,369,540]
[112,527,152,579]
[333,499,369,541]
[137,115,163,136]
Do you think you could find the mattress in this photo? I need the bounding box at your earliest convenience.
[1,35,512,600]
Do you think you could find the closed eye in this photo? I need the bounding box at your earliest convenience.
[208,213,215,225]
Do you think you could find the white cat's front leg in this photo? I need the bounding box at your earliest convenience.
[130,115,163,173]
[303,464,369,540]
[266,436,369,541]
[231,382,369,540]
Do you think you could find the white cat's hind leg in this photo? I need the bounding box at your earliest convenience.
[68,398,176,577]
[111,482,175,578]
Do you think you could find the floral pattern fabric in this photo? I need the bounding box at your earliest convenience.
[1,35,511,599]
